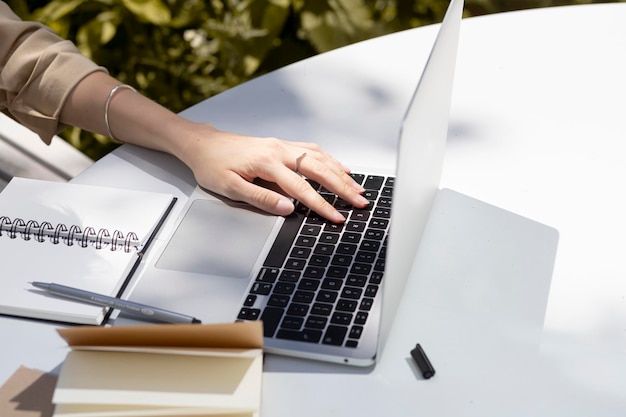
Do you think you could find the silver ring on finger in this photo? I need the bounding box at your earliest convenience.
[294,152,307,176]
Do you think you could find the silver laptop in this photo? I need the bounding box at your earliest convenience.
[130,0,464,367]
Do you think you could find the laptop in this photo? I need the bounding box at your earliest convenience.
[128,0,464,367]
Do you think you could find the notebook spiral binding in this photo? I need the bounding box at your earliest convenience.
[0,216,140,253]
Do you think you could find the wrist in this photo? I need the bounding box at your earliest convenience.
[168,120,218,172]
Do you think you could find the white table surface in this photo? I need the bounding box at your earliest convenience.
[3,3,626,415]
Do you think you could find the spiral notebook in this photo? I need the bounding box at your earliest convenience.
[0,177,177,325]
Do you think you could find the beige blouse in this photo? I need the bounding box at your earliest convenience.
[0,1,105,144]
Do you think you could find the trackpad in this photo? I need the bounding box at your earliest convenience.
[155,199,278,278]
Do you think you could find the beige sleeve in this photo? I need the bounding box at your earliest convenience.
[0,1,107,144]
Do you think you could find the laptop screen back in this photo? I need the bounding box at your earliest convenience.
[379,0,464,350]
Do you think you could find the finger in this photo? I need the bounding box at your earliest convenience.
[285,146,364,197]
[218,171,296,216]
[287,142,354,176]
[263,165,345,222]
[227,171,346,222]
[291,173,348,222]
[291,151,369,208]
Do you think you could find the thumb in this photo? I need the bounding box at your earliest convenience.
[226,177,295,216]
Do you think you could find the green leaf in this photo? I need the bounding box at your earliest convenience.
[32,0,87,22]
[76,10,120,58]
[297,0,375,52]
[121,0,171,25]
[269,0,290,6]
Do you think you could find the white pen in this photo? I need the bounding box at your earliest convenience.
[30,282,201,324]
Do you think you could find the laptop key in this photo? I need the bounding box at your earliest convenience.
[351,210,371,221]
[365,285,379,298]
[260,307,284,337]
[345,221,366,233]
[381,186,393,198]
[331,312,353,326]
[377,197,392,208]
[316,290,338,303]
[324,223,344,233]
[285,258,306,270]
[293,290,315,303]
[311,302,333,316]
[279,270,301,282]
[287,303,309,316]
[354,311,369,325]
[360,298,374,311]
[331,254,352,266]
[267,294,290,307]
[350,262,372,275]
[237,308,260,320]
[322,325,348,346]
[341,232,362,244]
[320,232,339,244]
[243,294,257,306]
[310,254,330,267]
[298,278,320,291]
[263,213,304,267]
[349,326,364,339]
[256,268,279,282]
[302,224,322,236]
[334,198,353,210]
[281,316,304,329]
[369,218,389,229]
[363,175,384,190]
[295,235,315,247]
[274,282,296,294]
[290,247,311,258]
[373,207,391,218]
[346,274,368,287]
[250,282,272,295]
[355,251,376,264]
[364,229,385,240]
[321,278,343,291]
[277,328,323,343]
[360,240,380,252]
[326,266,348,278]
[305,212,325,224]
[336,243,357,255]
[374,258,386,272]
[362,190,379,201]
[303,266,325,278]
[369,271,383,285]
[350,173,365,184]
[336,299,358,312]
[341,287,363,300]
[313,243,334,255]
[305,316,328,329]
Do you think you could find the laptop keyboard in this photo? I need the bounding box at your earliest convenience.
[237,173,394,348]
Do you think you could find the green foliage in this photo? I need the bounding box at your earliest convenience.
[7,0,623,159]
[9,0,296,159]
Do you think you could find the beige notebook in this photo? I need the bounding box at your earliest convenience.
[52,322,264,417]
[0,177,176,325]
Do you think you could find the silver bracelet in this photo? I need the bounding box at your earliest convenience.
[104,84,137,142]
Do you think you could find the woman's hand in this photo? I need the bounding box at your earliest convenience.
[59,72,366,222]
[177,123,369,223]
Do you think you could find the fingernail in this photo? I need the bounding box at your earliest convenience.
[275,198,294,215]
[350,178,365,192]
[357,195,369,206]
[332,210,346,223]
[354,183,366,192]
